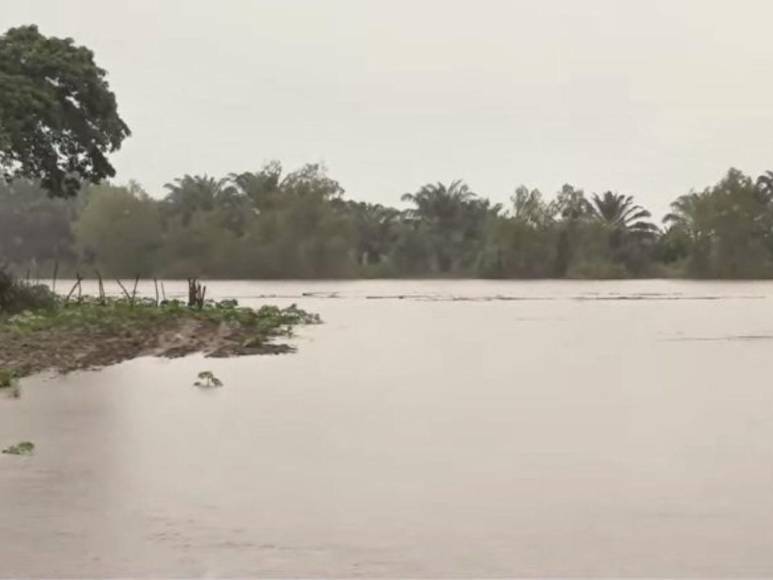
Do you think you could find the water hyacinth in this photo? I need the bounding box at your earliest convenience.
[2,441,34,455]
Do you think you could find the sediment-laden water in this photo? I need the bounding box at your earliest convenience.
[3,279,773,576]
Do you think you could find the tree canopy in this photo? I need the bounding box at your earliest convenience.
[3,162,773,280]
[0,25,130,197]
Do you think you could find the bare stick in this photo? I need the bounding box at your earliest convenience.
[160,281,167,302]
[186,278,206,309]
[95,270,106,305]
[130,274,140,305]
[115,278,132,301]
[153,278,159,306]
[65,280,80,303]
[51,259,59,293]
[64,273,83,304]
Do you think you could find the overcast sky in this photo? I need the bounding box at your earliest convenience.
[4,0,773,218]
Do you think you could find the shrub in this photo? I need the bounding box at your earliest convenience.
[0,368,15,388]
[0,268,58,315]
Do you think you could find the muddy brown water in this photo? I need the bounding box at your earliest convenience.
[3,280,773,577]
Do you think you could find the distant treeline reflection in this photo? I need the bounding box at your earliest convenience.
[2,163,773,279]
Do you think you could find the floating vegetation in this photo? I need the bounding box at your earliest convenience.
[194,370,223,388]
[2,441,35,455]
[0,367,20,398]
[0,367,16,388]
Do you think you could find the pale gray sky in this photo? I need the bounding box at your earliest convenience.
[4,0,773,218]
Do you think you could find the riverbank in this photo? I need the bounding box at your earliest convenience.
[0,297,320,378]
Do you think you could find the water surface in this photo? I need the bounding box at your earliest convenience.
[3,280,773,577]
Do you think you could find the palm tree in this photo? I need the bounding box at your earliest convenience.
[589,191,657,236]
[346,201,400,266]
[229,161,283,212]
[664,192,705,234]
[662,191,718,273]
[584,191,657,274]
[401,180,498,272]
[756,170,773,202]
[163,175,226,224]
[162,174,251,234]
[401,180,479,224]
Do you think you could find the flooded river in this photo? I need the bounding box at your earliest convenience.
[3,280,773,576]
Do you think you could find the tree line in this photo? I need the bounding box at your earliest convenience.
[3,26,772,280]
[2,163,773,279]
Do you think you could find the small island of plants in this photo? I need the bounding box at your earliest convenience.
[0,270,320,380]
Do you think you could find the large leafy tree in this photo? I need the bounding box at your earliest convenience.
[551,184,589,276]
[0,25,130,197]
[665,169,773,277]
[552,183,591,221]
[280,162,344,200]
[230,161,283,212]
[75,183,162,276]
[511,186,555,228]
[477,186,558,278]
[704,169,773,277]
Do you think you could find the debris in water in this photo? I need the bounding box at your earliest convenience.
[194,371,223,388]
[2,441,35,455]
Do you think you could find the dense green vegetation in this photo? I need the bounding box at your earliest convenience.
[0,25,130,197]
[2,165,773,279]
[0,280,321,377]
[2,25,771,280]
[0,266,57,314]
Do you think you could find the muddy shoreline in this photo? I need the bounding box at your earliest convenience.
[0,317,295,378]
[0,299,319,378]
